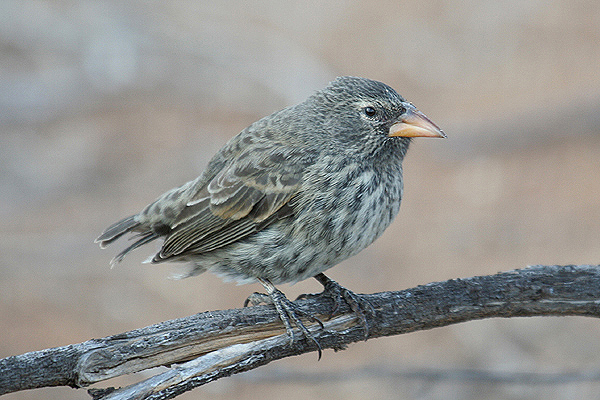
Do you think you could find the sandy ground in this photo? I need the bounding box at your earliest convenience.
[1,2,600,399]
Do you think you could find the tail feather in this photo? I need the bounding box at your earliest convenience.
[95,215,140,248]
[97,215,164,266]
[109,231,161,268]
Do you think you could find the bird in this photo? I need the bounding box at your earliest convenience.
[96,76,445,355]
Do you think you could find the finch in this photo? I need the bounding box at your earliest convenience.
[96,76,445,353]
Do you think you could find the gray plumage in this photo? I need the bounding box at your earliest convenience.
[97,76,444,348]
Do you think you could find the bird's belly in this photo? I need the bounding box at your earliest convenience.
[202,169,403,285]
[302,175,402,264]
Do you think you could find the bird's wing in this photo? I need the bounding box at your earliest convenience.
[155,144,313,261]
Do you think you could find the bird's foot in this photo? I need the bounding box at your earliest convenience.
[244,279,324,359]
[312,273,375,340]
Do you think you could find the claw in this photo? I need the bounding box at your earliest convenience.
[314,273,375,340]
[245,279,324,359]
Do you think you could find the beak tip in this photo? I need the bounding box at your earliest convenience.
[388,107,446,139]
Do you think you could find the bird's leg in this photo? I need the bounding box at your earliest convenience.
[313,273,375,339]
[244,278,323,358]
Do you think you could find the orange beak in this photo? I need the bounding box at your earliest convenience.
[389,105,446,138]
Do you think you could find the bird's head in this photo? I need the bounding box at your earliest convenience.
[308,76,445,158]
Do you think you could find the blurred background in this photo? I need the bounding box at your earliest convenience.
[1,1,600,399]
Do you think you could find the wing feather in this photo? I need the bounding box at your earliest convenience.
[155,141,315,262]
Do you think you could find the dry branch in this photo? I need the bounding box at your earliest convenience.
[1,265,600,399]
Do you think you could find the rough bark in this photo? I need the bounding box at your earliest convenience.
[1,265,599,399]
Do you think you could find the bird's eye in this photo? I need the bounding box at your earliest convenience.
[363,106,377,118]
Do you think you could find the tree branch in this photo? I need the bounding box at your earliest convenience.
[2,265,600,399]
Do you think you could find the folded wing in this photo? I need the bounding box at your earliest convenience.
[154,146,311,261]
